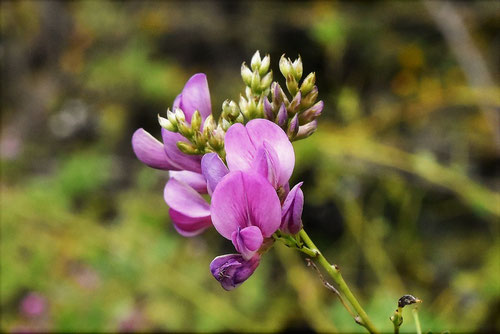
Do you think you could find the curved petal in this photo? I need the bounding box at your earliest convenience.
[162,128,202,173]
[178,73,212,122]
[250,142,280,189]
[169,170,207,194]
[164,178,210,218]
[246,119,295,186]
[169,208,212,237]
[201,153,229,195]
[210,171,281,239]
[231,226,263,260]
[224,123,255,171]
[225,119,295,186]
[131,128,181,171]
[280,182,304,234]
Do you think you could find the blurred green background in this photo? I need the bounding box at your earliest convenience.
[1,1,499,333]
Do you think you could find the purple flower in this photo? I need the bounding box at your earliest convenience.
[210,253,260,291]
[132,73,213,236]
[224,119,295,189]
[20,292,46,317]
[164,172,211,236]
[210,171,282,254]
[132,73,211,173]
[280,182,304,234]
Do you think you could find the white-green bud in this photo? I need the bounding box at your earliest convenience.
[300,72,316,95]
[286,74,299,97]
[239,95,248,114]
[174,108,186,123]
[279,54,292,78]
[228,100,240,118]
[203,114,216,136]
[167,108,177,125]
[177,121,193,138]
[259,54,271,76]
[251,71,261,93]
[241,63,253,86]
[261,71,273,90]
[292,56,303,81]
[191,110,202,131]
[158,114,177,132]
[221,118,232,131]
[250,50,261,72]
[177,141,198,155]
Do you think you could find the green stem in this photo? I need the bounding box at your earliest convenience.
[412,308,422,334]
[298,229,379,334]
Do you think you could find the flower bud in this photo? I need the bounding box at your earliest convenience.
[300,86,318,108]
[250,71,261,93]
[250,50,262,71]
[280,182,304,234]
[279,54,292,78]
[288,91,302,114]
[276,103,287,129]
[292,56,303,81]
[203,114,216,137]
[260,71,273,90]
[228,100,240,118]
[210,253,260,291]
[158,114,177,132]
[263,98,274,120]
[259,54,270,76]
[208,126,225,151]
[299,100,324,124]
[295,120,318,140]
[177,121,193,138]
[286,74,299,97]
[191,110,202,131]
[287,114,299,141]
[300,72,316,95]
[177,141,198,155]
[167,108,177,125]
[221,118,232,131]
[241,63,253,86]
[174,108,186,123]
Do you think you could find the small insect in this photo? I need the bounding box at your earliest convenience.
[218,267,231,279]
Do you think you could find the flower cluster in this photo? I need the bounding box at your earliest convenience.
[132,52,317,290]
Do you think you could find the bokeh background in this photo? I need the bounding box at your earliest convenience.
[1,1,499,333]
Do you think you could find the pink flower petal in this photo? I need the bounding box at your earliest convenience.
[210,171,281,239]
[169,170,207,194]
[131,128,181,170]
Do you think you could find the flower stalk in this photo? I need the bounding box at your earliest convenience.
[297,229,380,334]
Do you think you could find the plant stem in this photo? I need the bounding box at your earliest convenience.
[298,229,379,334]
[412,308,422,334]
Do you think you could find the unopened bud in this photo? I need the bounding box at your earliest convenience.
[158,114,177,132]
[239,95,248,114]
[292,56,303,81]
[264,98,274,120]
[276,103,287,129]
[279,54,292,78]
[241,63,252,86]
[300,86,318,108]
[300,72,316,95]
[299,100,323,124]
[174,108,186,123]
[260,71,273,90]
[177,141,198,155]
[203,114,216,136]
[286,74,299,96]
[259,54,270,76]
[221,118,232,131]
[287,114,299,141]
[295,120,318,140]
[251,71,261,93]
[191,110,202,131]
[228,100,240,118]
[177,121,193,138]
[288,91,302,114]
[280,182,304,234]
[250,50,262,71]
